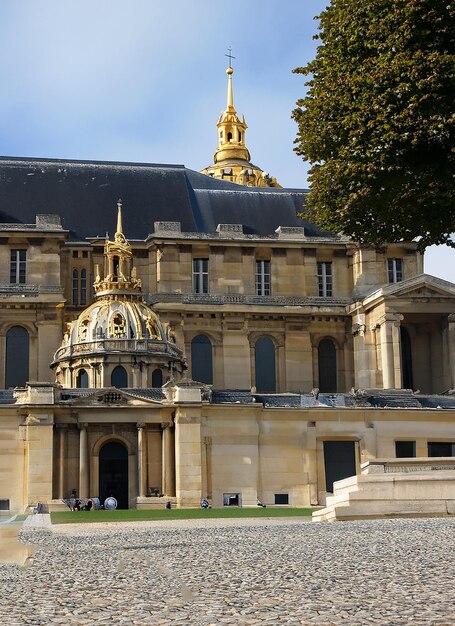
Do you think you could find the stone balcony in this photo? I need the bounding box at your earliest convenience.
[148,293,351,307]
[53,338,181,362]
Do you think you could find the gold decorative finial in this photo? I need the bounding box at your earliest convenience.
[115,198,126,244]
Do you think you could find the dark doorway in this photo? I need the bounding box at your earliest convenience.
[318,338,337,392]
[400,327,413,389]
[99,441,129,509]
[191,335,213,384]
[255,336,276,392]
[323,440,356,493]
[5,326,29,388]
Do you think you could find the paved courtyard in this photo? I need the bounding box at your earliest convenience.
[1,516,455,625]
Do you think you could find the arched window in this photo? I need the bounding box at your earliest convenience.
[227,131,232,142]
[5,326,29,388]
[191,335,213,384]
[318,338,337,392]
[255,337,276,393]
[76,369,89,388]
[400,327,413,389]
[111,365,128,388]
[151,368,163,388]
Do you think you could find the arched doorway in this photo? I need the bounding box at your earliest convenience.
[98,441,129,509]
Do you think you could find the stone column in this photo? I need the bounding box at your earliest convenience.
[162,424,175,497]
[78,423,89,497]
[132,364,141,388]
[448,314,455,389]
[57,426,67,499]
[137,423,146,498]
[379,313,403,389]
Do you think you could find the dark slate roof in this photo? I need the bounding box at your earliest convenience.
[0,156,311,240]
[0,390,16,404]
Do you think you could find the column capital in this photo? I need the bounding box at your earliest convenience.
[77,422,88,430]
[136,422,146,430]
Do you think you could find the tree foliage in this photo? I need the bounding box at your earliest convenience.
[293,0,455,249]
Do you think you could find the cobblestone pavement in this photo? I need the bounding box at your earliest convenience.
[1,516,455,625]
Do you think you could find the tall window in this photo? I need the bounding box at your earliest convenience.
[10,250,26,284]
[255,337,276,393]
[111,365,128,388]
[5,326,29,388]
[193,258,209,294]
[72,269,79,305]
[80,269,87,305]
[191,335,213,384]
[318,338,337,392]
[317,262,332,297]
[388,258,403,283]
[255,260,271,296]
[76,369,89,388]
[73,269,88,306]
[151,368,163,388]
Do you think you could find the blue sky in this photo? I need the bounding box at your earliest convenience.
[0,0,453,281]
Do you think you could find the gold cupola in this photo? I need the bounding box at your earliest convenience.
[51,201,186,389]
[214,66,250,164]
[93,199,142,298]
[201,59,281,188]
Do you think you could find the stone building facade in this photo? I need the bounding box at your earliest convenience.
[0,71,454,513]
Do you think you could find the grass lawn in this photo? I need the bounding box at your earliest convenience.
[51,507,315,525]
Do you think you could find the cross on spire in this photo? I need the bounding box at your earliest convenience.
[225,47,235,68]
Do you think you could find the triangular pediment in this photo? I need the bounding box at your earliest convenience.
[360,274,455,308]
[60,387,165,407]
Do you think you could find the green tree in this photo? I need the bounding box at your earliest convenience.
[293,0,455,250]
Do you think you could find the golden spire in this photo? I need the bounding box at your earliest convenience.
[199,51,281,188]
[93,201,142,297]
[226,67,234,110]
[115,198,124,243]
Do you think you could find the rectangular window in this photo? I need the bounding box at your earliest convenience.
[428,442,455,457]
[317,261,332,297]
[395,441,416,458]
[193,258,209,294]
[0,499,10,511]
[10,250,26,284]
[274,493,289,505]
[255,260,271,296]
[388,258,403,283]
[223,493,240,506]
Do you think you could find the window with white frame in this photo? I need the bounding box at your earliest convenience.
[317,261,332,297]
[10,250,26,284]
[255,260,271,296]
[387,258,403,283]
[192,258,209,294]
